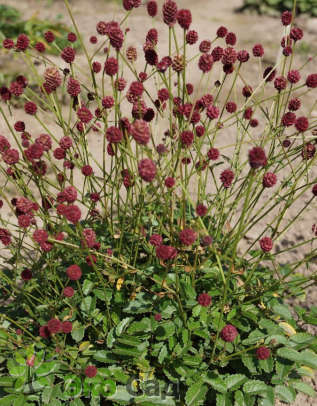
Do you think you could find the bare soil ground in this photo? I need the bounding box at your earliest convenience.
[1,0,317,404]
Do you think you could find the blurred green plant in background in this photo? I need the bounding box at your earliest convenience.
[240,0,317,16]
[0,4,79,55]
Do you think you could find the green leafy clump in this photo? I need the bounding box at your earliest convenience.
[1,213,317,405]
[240,0,317,17]
[0,4,79,54]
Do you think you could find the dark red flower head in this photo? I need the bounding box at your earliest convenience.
[220,324,238,342]
[61,47,75,63]
[179,228,197,246]
[85,365,97,378]
[44,31,55,43]
[281,11,292,26]
[201,235,213,247]
[207,148,220,161]
[3,38,14,49]
[216,26,228,38]
[290,27,303,42]
[106,126,123,144]
[92,61,102,73]
[67,77,81,97]
[263,172,277,188]
[220,169,234,188]
[156,245,177,261]
[109,28,124,50]
[306,74,317,89]
[180,130,194,147]
[104,57,118,76]
[77,106,93,123]
[295,116,309,132]
[177,9,192,30]
[138,159,157,182]
[252,44,264,57]
[63,205,81,224]
[16,34,30,51]
[47,318,62,334]
[130,120,150,145]
[21,269,32,281]
[186,30,198,45]
[206,105,219,120]
[225,32,236,46]
[66,264,82,280]
[147,1,158,17]
[197,293,212,307]
[281,112,296,127]
[260,237,273,252]
[24,102,37,115]
[163,0,178,26]
[61,321,73,333]
[63,286,75,297]
[149,234,163,247]
[222,47,237,65]
[165,177,175,188]
[200,40,211,53]
[154,313,162,321]
[287,70,301,84]
[256,346,271,360]
[288,97,301,111]
[67,32,77,43]
[248,147,267,169]
[198,53,214,73]
[274,76,287,92]
[237,50,249,63]
[196,203,207,217]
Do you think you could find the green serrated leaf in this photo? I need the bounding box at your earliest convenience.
[290,380,316,397]
[42,386,54,404]
[275,385,296,403]
[185,381,208,406]
[93,350,118,364]
[13,394,26,406]
[127,318,152,335]
[259,356,274,373]
[203,373,227,394]
[80,296,95,314]
[106,327,115,348]
[241,354,257,374]
[272,303,292,321]
[225,374,247,391]
[299,350,317,369]
[242,329,266,345]
[156,322,175,341]
[258,387,275,406]
[35,361,59,377]
[216,392,232,406]
[234,390,246,406]
[71,322,85,343]
[82,279,94,295]
[158,344,168,364]
[243,380,267,395]
[276,347,301,362]
[289,333,314,345]
[116,317,133,336]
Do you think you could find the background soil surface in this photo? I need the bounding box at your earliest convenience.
[1,0,317,404]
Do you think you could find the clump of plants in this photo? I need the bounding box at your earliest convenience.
[0,1,317,405]
[240,0,317,17]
